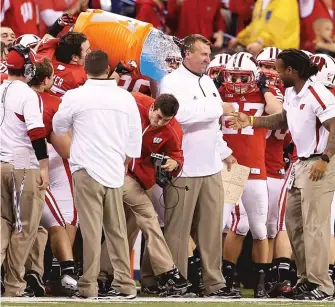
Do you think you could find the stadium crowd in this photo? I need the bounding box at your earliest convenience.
[1,0,335,302]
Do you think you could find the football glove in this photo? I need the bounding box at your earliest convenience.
[57,13,76,27]
[257,73,270,95]
[213,71,224,89]
[114,60,137,75]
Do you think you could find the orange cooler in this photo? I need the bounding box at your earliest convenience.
[74,9,180,81]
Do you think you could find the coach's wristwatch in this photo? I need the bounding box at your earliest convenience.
[321,153,330,163]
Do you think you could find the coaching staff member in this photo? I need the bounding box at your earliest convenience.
[229,49,335,301]
[1,46,49,297]
[159,34,237,298]
[53,50,142,299]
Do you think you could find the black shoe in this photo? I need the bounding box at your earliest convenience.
[268,280,292,298]
[98,278,112,296]
[254,283,269,298]
[50,274,77,296]
[206,286,241,299]
[284,280,315,298]
[20,286,35,297]
[141,284,161,295]
[293,288,334,301]
[158,267,190,297]
[24,270,45,297]
[99,287,136,299]
[187,256,204,296]
[1,277,4,295]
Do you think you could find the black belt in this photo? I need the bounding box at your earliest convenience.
[299,154,322,161]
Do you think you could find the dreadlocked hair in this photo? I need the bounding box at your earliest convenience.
[277,48,319,80]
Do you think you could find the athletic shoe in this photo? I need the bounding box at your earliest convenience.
[293,288,334,301]
[254,283,269,298]
[141,284,161,295]
[50,274,77,296]
[206,286,241,299]
[157,267,190,297]
[284,280,314,298]
[99,287,136,299]
[20,286,35,297]
[1,277,5,295]
[98,278,112,296]
[267,280,292,298]
[24,270,45,297]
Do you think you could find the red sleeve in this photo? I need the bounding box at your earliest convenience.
[38,0,53,11]
[166,0,180,32]
[165,120,184,177]
[27,127,47,140]
[213,1,225,32]
[136,4,158,27]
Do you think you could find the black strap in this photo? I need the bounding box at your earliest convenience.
[299,154,322,161]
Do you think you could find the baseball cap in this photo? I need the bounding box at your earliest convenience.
[6,48,36,70]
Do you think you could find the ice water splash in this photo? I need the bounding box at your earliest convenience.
[140,29,182,81]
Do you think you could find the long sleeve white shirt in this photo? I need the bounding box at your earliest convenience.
[159,65,232,177]
[53,79,142,188]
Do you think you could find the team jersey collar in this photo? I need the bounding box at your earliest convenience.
[294,79,310,98]
[181,63,203,77]
[86,78,117,86]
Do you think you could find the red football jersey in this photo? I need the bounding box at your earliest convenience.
[220,89,267,180]
[37,39,87,97]
[265,86,287,179]
[118,74,151,96]
[39,91,61,138]
[0,61,8,84]
[1,0,39,36]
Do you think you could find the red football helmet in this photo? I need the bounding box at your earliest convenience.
[224,52,259,95]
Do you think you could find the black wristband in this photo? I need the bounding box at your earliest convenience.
[48,22,64,37]
[31,138,49,161]
[261,87,270,95]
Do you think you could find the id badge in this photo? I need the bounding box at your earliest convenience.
[287,165,295,190]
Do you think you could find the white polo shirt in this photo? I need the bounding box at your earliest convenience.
[283,80,335,158]
[53,79,142,188]
[159,64,232,177]
[0,80,44,169]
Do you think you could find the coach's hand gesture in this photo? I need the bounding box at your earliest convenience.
[308,159,328,181]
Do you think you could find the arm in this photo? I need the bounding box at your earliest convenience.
[159,80,223,125]
[264,92,283,114]
[322,117,335,159]
[126,97,142,159]
[49,131,71,159]
[228,109,288,130]
[52,94,74,135]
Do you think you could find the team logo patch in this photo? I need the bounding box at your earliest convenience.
[300,104,305,110]
[153,137,163,144]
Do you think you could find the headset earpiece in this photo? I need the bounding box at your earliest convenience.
[8,44,36,81]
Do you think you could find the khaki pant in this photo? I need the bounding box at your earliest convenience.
[25,226,48,277]
[286,157,335,295]
[164,172,225,295]
[100,175,174,285]
[73,170,136,297]
[1,162,45,296]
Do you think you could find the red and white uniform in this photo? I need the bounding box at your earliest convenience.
[118,74,151,96]
[0,80,45,168]
[220,89,268,240]
[0,0,39,36]
[37,39,87,97]
[40,91,78,227]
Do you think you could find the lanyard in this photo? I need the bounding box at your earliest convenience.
[12,170,26,233]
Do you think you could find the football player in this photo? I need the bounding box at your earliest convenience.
[257,47,293,297]
[220,52,282,298]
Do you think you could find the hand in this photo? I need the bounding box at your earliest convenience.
[65,1,81,15]
[39,168,49,191]
[222,102,235,115]
[308,159,328,181]
[228,37,239,50]
[213,71,224,89]
[224,154,237,171]
[213,31,224,49]
[227,112,251,129]
[114,60,137,75]
[247,41,263,55]
[80,0,89,11]
[161,158,178,172]
[257,73,270,94]
[57,13,76,27]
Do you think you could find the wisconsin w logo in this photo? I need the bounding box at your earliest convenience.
[311,56,326,72]
[153,137,163,144]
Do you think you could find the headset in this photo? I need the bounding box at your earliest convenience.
[8,44,36,82]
